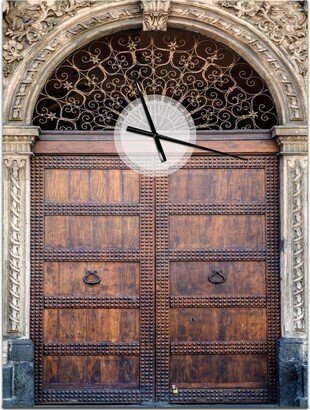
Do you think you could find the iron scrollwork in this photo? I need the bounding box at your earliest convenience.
[83,270,101,286]
[32,29,278,131]
[208,269,226,284]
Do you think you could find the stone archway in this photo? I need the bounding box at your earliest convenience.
[2,1,307,407]
[3,0,307,125]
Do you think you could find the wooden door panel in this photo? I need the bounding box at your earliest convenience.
[43,309,140,342]
[169,168,266,203]
[45,215,140,249]
[45,169,140,203]
[31,156,155,405]
[170,308,267,341]
[32,153,279,405]
[170,355,268,388]
[170,261,266,296]
[44,262,140,296]
[156,156,280,404]
[43,356,140,388]
[169,215,265,250]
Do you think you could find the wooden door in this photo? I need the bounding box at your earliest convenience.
[31,156,155,405]
[31,136,280,406]
[156,154,280,404]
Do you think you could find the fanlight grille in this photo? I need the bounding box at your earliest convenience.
[32,29,278,131]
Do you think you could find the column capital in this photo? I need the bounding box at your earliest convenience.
[271,125,308,155]
[3,125,39,155]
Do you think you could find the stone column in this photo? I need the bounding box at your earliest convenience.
[272,125,308,408]
[3,125,39,408]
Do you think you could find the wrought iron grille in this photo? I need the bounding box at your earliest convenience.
[32,29,278,131]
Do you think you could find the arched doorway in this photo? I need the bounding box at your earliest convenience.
[30,28,280,406]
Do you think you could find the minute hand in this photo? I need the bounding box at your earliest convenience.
[133,79,166,162]
[126,126,247,161]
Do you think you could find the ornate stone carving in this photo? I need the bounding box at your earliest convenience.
[4,158,26,333]
[277,136,308,155]
[3,126,38,338]
[3,0,95,76]
[3,1,307,123]
[219,1,307,76]
[6,3,142,121]
[141,0,171,30]
[288,158,307,332]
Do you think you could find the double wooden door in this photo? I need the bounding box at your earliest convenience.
[31,141,280,405]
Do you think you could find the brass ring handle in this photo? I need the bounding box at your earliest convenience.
[83,270,101,286]
[208,269,226,284]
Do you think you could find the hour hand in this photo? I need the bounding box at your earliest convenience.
[132,78,166,162]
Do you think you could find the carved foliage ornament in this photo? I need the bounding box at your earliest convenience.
[288,158,307,333]
[219,1,308,76]
[4,158,26,333]
[3,0,95,76]
[142,0,171,30]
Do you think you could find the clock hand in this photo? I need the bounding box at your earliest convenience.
[126,126,247,161]
[133,78,167,163]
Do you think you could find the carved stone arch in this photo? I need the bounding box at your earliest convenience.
[3,0,307,126]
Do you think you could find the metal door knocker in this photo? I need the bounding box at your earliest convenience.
[83,270,101,286]
[208,269,226,284]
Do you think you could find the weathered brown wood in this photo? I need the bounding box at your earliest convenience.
[170,308,267,341]
[31,157,155,404]
[170,261,266,296]
[44,262,140,297]
[169,215,266,250]
[43,309,140,342]
[170,354,268,388]
[31,150,280,406]
[33,139,278,154]
[169,168,266,203]
[45,169,139,203]
[156,155,280,404]
[44,215,140,249]
[43,356,140,388]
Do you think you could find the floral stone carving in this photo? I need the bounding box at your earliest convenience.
[219,1,307,76]
[4,158,26,333]
[288,158,307,333]
[3,0,95,76]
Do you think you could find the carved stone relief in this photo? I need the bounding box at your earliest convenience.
[4,158,26,333]
[3,0,95,76]
[141,0,171,30]
[219,1,307,76]
[3,128,38,338]
[274,127,308,337]
[288,158,307,333]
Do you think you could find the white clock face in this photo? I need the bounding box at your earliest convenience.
[114,95,196,177]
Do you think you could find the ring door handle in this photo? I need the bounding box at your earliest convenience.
[83,270,101,286]
[208,269,226,284]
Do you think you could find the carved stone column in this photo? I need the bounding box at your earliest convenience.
[272,125,308,407]
[3,126,39,339]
